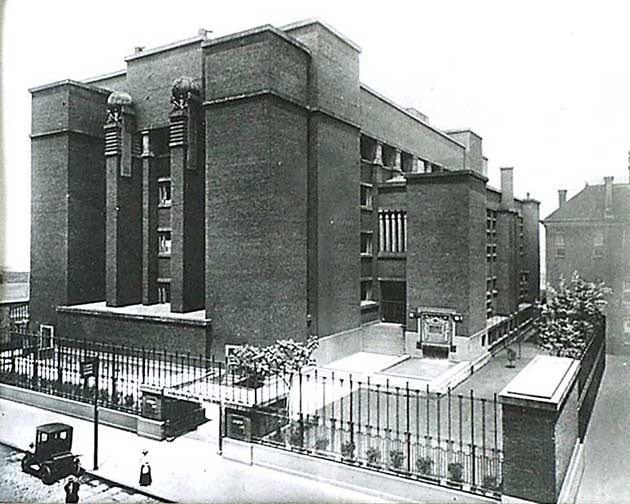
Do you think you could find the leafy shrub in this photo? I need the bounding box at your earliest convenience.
[124,394,135,408]
[341,441,355,460]
[483,474,500,491]
[314,437,329,451]
[366,447,381,466]
[286,422,303,448]
[448,462,464,482]
[416,456,433,475]
[389,450,405,470]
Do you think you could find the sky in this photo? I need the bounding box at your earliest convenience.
[1,0,630,271]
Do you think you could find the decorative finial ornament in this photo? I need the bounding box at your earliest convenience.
[171,76,200,111]
[106,91,133,123]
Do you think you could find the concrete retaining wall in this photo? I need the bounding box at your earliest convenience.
[0,383,138,432]
[222,438,494,503]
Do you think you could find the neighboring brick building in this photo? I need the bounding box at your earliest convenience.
[544,174,630,355]
[29,20,539,360]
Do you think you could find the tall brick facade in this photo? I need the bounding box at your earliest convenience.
[544,176,630,355]
[29,20,539,359]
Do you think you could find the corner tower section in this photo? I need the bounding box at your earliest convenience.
[29,81,108,329]
[283,20,362,338]
[202,27,311,352]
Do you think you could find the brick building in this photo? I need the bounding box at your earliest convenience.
[544,174,630,355]
[29,20,539,360]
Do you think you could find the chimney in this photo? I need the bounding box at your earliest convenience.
[558,189,567,207]
[500,167,514,209]
[604,176,614,218]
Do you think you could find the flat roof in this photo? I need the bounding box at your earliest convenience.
[280,18,362,53]
[58,301,210,326]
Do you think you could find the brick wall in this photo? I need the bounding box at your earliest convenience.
[57,309,211,355]
[405,171,487,336]
[502,404,557,503]
[205,95,309,348]
[126,42,203,130]
[30,83,108,330]
[360,89,465,170]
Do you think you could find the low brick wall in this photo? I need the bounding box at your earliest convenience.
[0,383,138,432]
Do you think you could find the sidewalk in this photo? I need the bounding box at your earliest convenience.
[576,355,630,503]
[0,398,388,503]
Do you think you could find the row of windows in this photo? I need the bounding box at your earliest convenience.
[486,210,497,262]
[555,231,605,259]
[519,271,529,302]
[486,276,498,316]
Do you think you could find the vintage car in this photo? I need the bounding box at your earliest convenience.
[21,423,82,484]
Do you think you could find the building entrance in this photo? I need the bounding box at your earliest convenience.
[380,281,406,324]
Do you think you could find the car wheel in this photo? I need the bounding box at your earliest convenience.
[21,455,32,472]
[40,464,54,485]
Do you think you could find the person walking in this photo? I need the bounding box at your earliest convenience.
[139,449,152,487]
[64,476,80,503]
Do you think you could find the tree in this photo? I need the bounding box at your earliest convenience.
[227,335,319,389]
[537,271,610,358]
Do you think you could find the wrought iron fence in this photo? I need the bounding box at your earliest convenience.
[487,304,537,349]
[0,327,293,413]
[240,370,503,495]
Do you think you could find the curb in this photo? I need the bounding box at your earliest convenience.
[0,438,174,503]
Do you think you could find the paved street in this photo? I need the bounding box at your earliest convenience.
[0,399,392,502]
[0,443,160,503]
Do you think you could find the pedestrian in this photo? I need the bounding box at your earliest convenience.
[139,449,152,487]
[64,476,80,503]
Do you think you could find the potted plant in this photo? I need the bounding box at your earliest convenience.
[482,474,501,495]
[416,456,434,478]
[447,462,464,485]
[286,421,304,449]
[314,436,329,454]
[341,441,355,462]
[389,450,405,472]
[366,447,382,468]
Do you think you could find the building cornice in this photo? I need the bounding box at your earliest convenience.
[82,69,127,85]
[202,24,310,55]
[280,18,362,53]
[30,128,103,140]
[360,84,466,150]
[125,35,205,61]
[203,89,361,130]
[29,79,110,95]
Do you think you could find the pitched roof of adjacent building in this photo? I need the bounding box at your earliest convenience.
[545,183,630,222]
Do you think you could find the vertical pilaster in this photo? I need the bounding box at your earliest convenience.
[141,130,158,304]
[104,92,142,307]
[169,77,204,313]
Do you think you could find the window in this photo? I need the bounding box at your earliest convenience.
[59,431,68,440]
[360,232,373,256]
[158,178,171,207]
[625,318,630,335]
[158,231,172,255]
[593,230,604,259]
[361,280,373,304]
[623,280,630,304]
[158,282,170,304]
[556,234,566,259]
[519,217,524,257]
[379,210,407,253]
[520,271,529,302]
[360,184,373,209]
